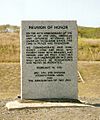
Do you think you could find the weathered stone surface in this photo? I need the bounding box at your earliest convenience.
[21,21,78,99]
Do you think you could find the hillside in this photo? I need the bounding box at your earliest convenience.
[78,26,100,38]
[0,24,19,32]
[0,25,100,38]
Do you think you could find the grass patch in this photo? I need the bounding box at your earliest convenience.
[0,33,20,62]
[78,37,100,61]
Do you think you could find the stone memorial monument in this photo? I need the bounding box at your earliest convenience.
[21,21,78,100]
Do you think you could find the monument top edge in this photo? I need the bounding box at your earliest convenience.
[21,20,77,23]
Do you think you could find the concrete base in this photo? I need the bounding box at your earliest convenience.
[6,100,93,110]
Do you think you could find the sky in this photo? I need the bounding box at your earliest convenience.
[0,0,100,27]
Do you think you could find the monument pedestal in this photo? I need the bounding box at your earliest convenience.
[6,99,92,110]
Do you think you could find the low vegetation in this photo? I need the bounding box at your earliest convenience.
[78,37,100,61]
[0,33,20,62]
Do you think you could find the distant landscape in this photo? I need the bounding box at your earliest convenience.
[0,25,100,62]
[78,26,100,38]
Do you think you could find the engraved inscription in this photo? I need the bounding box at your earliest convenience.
[26,31,73,64]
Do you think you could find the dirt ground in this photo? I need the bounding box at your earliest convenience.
[0,61,100,120]
[0,100,100,120]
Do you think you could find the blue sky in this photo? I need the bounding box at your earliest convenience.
[0,0,100,27]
